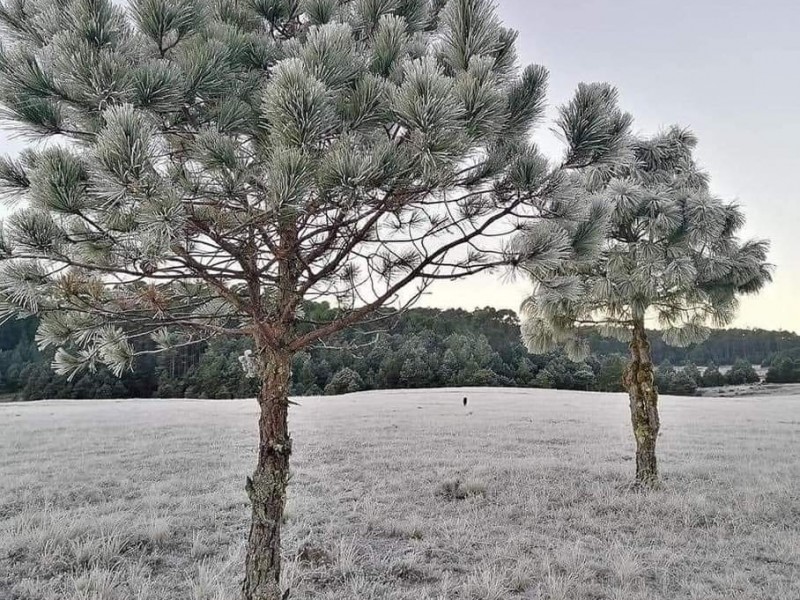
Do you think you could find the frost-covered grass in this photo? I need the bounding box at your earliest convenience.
[1,389,798,599]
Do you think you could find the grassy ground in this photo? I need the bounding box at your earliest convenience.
[1,388,798,600]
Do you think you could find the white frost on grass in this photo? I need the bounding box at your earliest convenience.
[1,388,799,599]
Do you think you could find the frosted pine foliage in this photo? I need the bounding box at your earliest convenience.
[0,0,631,375]
[516,126,772,359]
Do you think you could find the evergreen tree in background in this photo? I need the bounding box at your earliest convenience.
[701,361,725,387]
[0,0,632,595]
[324,366,363,395]
[726,359,760,385]
[765,355,800,383]
[682,363,702,386]
[2,311,794,400]
[595,354,626,392]
[517,127,771,486]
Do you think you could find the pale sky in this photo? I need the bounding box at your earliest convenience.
[0,1,797,331]
[422,0,800,333]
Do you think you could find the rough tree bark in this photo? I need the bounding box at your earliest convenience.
[623,319,660,486]
[242,348,293,600]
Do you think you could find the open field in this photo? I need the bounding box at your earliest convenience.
[1,389,799,600]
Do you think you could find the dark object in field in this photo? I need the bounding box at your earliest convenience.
[436,479,486,501]
[463,397,468,406]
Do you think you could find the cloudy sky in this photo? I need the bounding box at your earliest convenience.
[422,0,800,332]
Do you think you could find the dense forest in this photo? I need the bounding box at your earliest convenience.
[1,305,799,401]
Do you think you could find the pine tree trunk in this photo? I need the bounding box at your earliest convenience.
[623,319,660,487]
[242,350,293,600]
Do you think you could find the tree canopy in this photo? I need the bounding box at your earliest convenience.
[0,0,631,381]
[518,126,771,358]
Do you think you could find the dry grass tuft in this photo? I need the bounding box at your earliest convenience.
[435,479,487,501]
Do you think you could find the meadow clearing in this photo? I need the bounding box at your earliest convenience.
[1,388,798,600]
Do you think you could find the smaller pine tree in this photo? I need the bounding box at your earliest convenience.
[517,127,771,485]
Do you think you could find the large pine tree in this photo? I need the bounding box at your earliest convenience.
[0,0,631,596]
[517,126,771,486]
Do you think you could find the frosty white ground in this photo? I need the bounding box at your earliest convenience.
[1,388,798,599]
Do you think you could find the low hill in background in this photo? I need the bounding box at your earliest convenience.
[2,304,800,401]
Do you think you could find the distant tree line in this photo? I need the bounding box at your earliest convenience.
[1,305,797,401]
